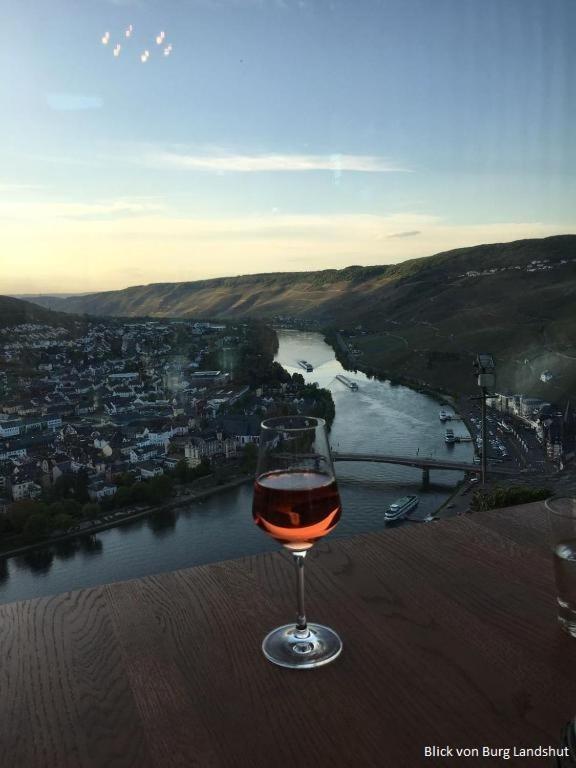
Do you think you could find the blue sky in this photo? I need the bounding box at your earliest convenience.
[1,0,574,292]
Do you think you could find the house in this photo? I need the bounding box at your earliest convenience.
[9,478,42,501]
[0,420,22,438]
[87,481,118,502]
[184,434,238,467]
[218,415,262,446]
[41,456,73,485]
[138,462,164,479]
[189,370,230,387]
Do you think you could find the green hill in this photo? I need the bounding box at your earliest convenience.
[27,234,576,400]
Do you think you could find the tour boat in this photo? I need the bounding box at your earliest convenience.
[385,495,419,522]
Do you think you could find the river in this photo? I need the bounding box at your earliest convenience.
[0,330,472,604]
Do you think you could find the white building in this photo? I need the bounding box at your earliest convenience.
[88,482,118,502]
[10,479,42,501]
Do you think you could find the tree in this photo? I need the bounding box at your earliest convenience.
[175,459,191,483]
[81,502,101,520]
[145,475,174,504]
[8,500,47,533]
[0,515,11,536]
[113,486,133,508]
[291,372,305,388]
[61,499,82,518]
[48,502,66,518]
[22,513,50,543]
[117,471,137,487]
[51,513,75,532]
[241,443,258,473]
[128,482,148,504]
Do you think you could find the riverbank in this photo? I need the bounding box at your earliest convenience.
[325,330,457,409]
[0,474,253,562]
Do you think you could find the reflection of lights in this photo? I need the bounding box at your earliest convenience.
[125,24,133,38]
[101,31,110,45]
[163,45,172,56]
[156,30,166,44]
[140,50,150,63]
[113,44,121,57]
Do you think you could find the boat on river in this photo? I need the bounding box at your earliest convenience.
[335,374,359,390]
[298,360,314,372]
[385,495,419,522]
[439,410,461,422]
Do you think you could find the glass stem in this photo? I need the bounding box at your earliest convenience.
[293,551,309,637]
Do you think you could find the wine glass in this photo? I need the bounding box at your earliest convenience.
[252,415,343,668]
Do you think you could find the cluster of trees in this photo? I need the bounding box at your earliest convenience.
[0,499,99,544]
[0,457,224,547]
[240,443,258,474]
[232,323,291,387]
[471,485,551,512]
[172,458,212,484]
[301,382,336,427]
[45,469,89,504]
[104,474,175,510]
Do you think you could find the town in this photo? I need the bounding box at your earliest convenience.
[0,318,334,546]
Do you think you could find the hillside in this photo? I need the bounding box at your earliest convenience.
[30,235,575,321]
[0,295,86,330]
[27,234,576,400]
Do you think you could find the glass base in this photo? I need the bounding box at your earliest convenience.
[262,623,343,669]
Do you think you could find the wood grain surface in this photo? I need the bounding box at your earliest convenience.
[1,502,574,768]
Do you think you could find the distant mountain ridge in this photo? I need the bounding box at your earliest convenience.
[0,295,84,329]
[29,235,576,326]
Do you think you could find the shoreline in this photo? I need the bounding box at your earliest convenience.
[0,475,253,562]
[322,331,476,519]
[324,330,458,408]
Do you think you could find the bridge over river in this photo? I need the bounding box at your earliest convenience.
[331,452,516,487]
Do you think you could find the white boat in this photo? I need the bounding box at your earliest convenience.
[445,428,456,444]
[298,359,314,372]
[385,494,419,522]
[439,409,449,422]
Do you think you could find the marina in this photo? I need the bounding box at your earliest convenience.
[335,374,359,390]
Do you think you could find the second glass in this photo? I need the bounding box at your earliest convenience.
[547,496,576,637]
[252,416,343,669]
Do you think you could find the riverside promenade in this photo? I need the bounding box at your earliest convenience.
[0,475,253,562]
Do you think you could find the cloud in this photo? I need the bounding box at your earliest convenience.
[387,230,421,238]
[144,151,411,174]
[46,93,104,111]
[1,205,572,293]
[0,183,42,193]
[0,198,163,220]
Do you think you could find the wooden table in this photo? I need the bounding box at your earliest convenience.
[1,503,575,768]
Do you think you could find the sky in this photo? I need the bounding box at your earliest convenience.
[0,0,575,294]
